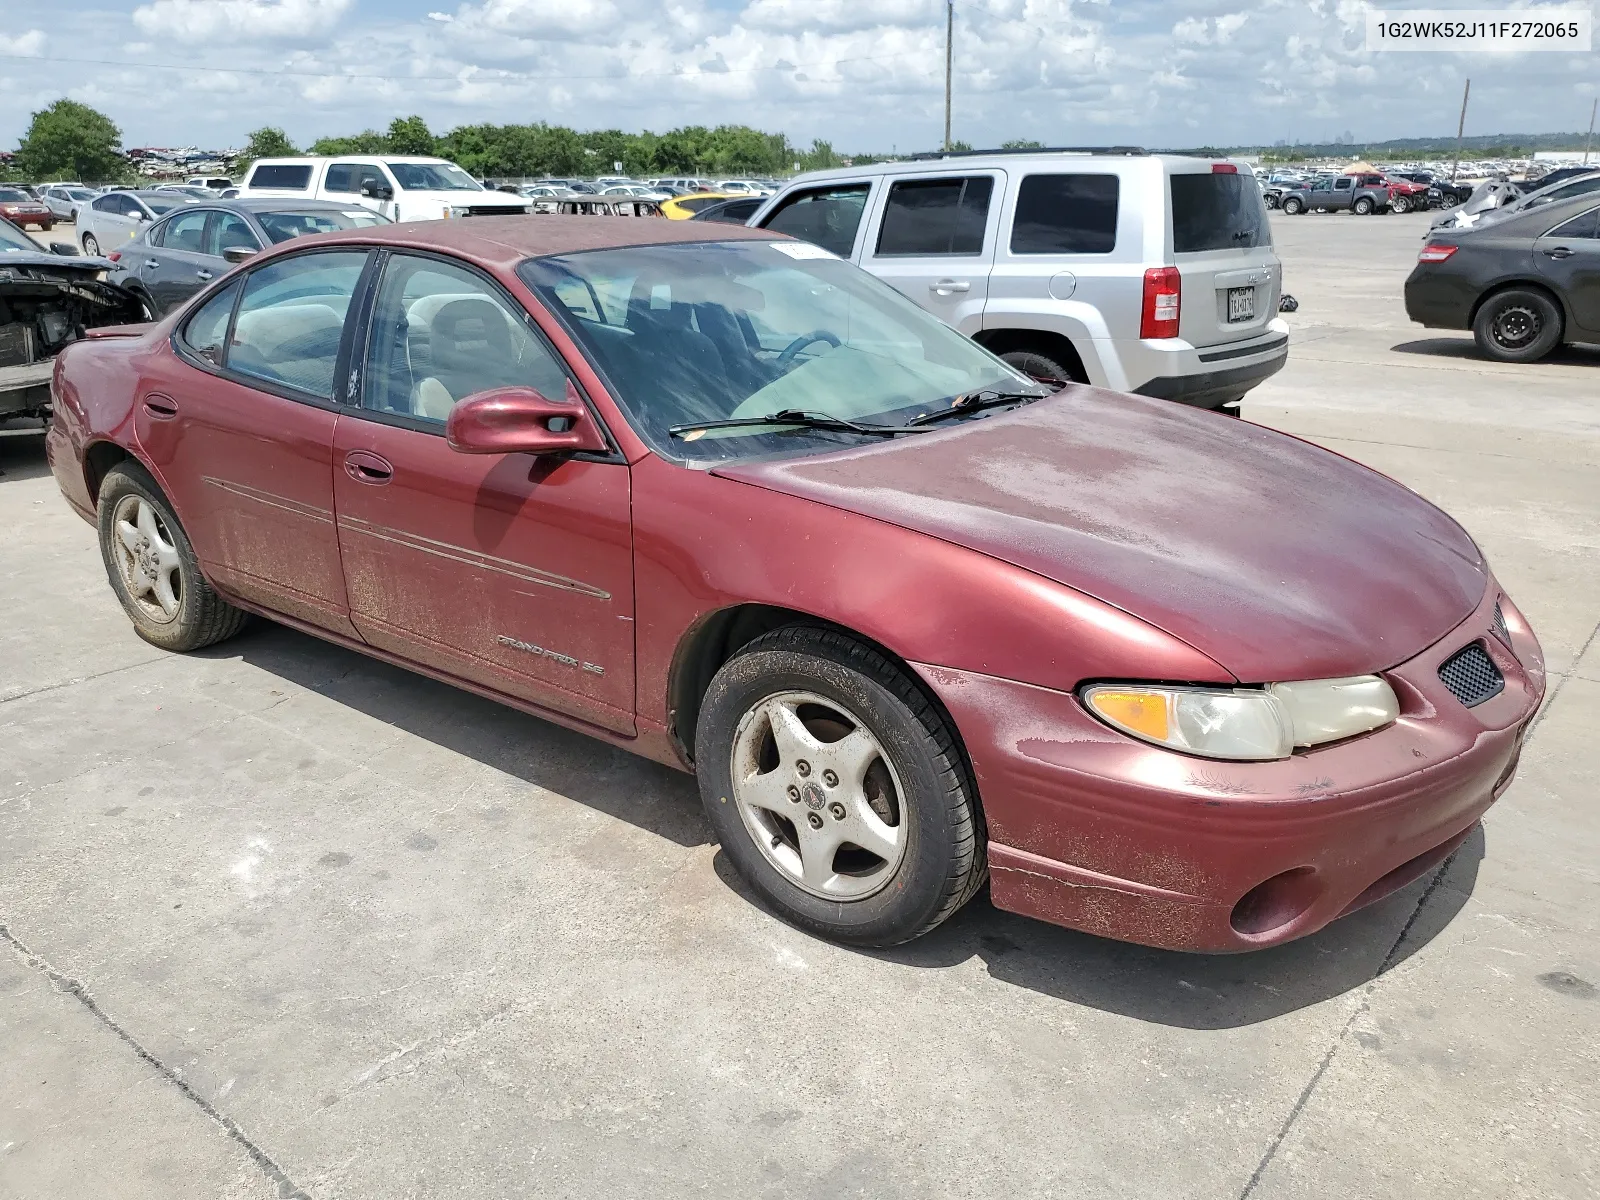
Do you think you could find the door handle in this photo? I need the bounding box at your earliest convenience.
[930,279,971,296]
[1542,246,1575,259]
[145,259,160,268]
[142,395,179,420]
[343,450,393,485]
[196,269,214,280]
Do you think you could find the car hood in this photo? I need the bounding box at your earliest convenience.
[0,249,116,274]
[712,388,1487,683]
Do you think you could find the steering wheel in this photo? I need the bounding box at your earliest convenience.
[776,330,841,369]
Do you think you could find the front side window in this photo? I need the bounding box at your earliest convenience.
[206,211,260,256]
[325,163,390,195]
[1010,174,1119,254]
[522,240,1040,463]
[180,279,242,363]
[248,164,314,191]
[385,162,480,192]
[227,251,368,398]
[160,208,211,252]
[1171,173,1270,252]
[363,254,569,423]
[875,176,993,257]
[761,184,871,257]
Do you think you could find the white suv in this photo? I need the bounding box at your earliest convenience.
[239,156,529,223]
[748,149,1288,411]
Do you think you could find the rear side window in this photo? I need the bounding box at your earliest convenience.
[228,251,368,398]
[875,176,993,256]
[1170,173,1269,252]
[181,279,241,363]
[1546,207,1600,239]
[248,164,313,191]
[1010,175,1119,254]
[761,184,871,257]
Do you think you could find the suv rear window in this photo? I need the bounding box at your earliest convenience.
[875,177,993,256]
[248,164,313,191]
[1170,173,1268,252]
[1010,175,1119,254]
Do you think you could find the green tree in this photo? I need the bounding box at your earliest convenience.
[16,99,127,183]
[235,126,296,174]
[1000,138,1044,150]
[387,115,436,156]
[309,130,389,156]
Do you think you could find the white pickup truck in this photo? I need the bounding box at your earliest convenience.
[238,155,530,223]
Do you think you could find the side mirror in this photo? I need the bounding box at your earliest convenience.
[50,242,78,256]
[360,180,394,200]
[222,245,257,264]
[445,384,607,456]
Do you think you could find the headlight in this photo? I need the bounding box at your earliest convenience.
[1082,676,1398,762]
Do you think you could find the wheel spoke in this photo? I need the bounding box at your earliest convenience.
[795,821,842,891]
[135,499,161,544]
[152,564,181,617]
[763,698,822,767]
[824,728,879,786]
[115,519,141,555]
[840,797,901,862]
[739,765,795,815]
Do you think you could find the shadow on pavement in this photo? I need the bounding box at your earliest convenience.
[211,621,712,849]
[1391,337,1600,365]
[212,603,1483,1031]
[717,825,1483,1031]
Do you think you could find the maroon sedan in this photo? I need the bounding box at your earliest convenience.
[46,218,1544,951]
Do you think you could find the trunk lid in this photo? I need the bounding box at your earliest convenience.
[1167,163,1281,349]
[712,389,1486,683]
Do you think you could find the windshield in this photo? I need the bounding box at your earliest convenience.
[66,188,96,200]
[257,208,392,243]
[0,220,38,252]
[143,196,185,215]
[386,162,481,192]
[0,189,31,202]
[520,240,1041,463]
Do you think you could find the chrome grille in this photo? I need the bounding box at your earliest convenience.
[1438,642,1504,708]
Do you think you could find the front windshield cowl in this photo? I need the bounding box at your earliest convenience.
[519,239,1044,464]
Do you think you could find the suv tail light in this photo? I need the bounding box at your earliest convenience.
[1417,244,1458,263]
[1141,266,1181,339]
[106,251,121,263]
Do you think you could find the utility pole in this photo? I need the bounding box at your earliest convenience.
[944,0,954,151]
[1585,97,1598,165]
[1450,78,1470,181]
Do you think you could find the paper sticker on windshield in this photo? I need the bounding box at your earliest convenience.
[769,242,838,260]
[343,212,371,219]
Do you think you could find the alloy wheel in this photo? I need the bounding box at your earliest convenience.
[110,494,183,624]
[729,690,907,900]
[82,234,99,255]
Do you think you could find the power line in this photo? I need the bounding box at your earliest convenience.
[0,48,935,85]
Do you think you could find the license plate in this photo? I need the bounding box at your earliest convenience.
[1227,287,1255,322]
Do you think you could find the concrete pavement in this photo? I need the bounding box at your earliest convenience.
[1,209,1595,1198]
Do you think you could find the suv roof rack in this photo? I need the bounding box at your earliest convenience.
[907,146,1149,161]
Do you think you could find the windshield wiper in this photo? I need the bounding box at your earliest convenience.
[908,389,1050,426]
[668,409,924,438]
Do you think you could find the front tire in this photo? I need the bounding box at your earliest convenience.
[81,232,100,255]
[1391,195,1411,214]
[999,347,1084,385]
[1472,289,1563,364]
[695,626,986,947]
[98,462,248,652]
[1282,196,1304,215]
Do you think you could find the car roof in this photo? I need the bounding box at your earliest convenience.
[261,214,785,268]
[169,197,375,215]
[779,148,1236,185]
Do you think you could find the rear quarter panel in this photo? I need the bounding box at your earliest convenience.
[47,334,154,517]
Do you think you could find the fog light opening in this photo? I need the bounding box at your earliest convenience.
[1230,867,1322,938]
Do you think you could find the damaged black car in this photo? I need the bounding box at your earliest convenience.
[1,217,148,421]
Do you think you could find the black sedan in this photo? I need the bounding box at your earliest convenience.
[687,195,765,224]
[107,197,389,316]
[1405,192,1600,363]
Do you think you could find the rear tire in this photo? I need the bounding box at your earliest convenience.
[81,232,100,255]
[97,462,248,652]
[999,347,1084,385]
[694,625,987,947]
[1472,289,1563,364]
[1353,197,1374,215]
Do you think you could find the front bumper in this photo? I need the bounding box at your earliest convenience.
[915,582,1544,952]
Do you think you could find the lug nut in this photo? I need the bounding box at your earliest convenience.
[786,784,801,802]
[807,813,824,830]
[822,769,839,788]
[796,760,811,777]
[828,802,846,821]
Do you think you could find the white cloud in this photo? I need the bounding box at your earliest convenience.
[740,0,935,35]
[132,0,354,43]
[14,29,45,56]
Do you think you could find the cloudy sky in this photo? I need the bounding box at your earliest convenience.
[3,0,1595,153]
